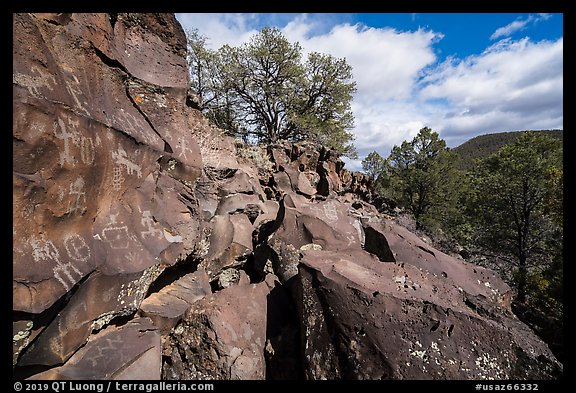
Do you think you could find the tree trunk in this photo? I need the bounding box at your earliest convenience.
[516,253,527,304]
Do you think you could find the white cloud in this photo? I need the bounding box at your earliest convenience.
[175,14,562,172]
[175,13,259,48]
[282,20,441,101]
[419,37,563,147]
[490,14,552,40]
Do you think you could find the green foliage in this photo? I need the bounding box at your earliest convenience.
[363,127,563,357]
[386,127,460,229]
[361,151,387,180]
[467,131,563,303]
[186,28,357,158]
[453,129,563,171]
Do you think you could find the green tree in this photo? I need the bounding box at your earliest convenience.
[186,27,357,157]
[186,29,218,109]
[290,52,357,157]
[362,151,387,180]
[186,29,240,136]
[387,127,459,229]
[468,131,563,304]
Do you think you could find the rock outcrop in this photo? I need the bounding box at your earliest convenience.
[13,13,561,380]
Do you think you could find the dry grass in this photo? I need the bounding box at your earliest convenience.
[237,144,274,174]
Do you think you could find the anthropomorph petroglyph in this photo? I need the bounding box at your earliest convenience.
[53,260,83,291]
[177,136,195,160]
[112,147,142,178]
[54,115,96,168]
[140,210,163,238]
[29,234,84,291]
[102,225,132,250]
[55,117,80,167]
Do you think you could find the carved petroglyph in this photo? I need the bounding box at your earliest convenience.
[101,214,137,250]
[29,234,84,291]
[140,210,162,238]
[112,166,125,191]
[64,75,90,116]
[53,261,82,291]
[80,137,95,165]
[124,251,139,265]
[88,336,124,367]
[29,121,47,136]
[56,186,66,203]
[54,115,96,168]
[177,136,194,160]
[114,109,151,145]
[112,147,142,178]
[102,226,131,250]
[68,177,87,215]
[323,202,338,223]
[63,234,91,263]
[55,117,79,167]
[30,234,60,264]
[13,65,56,97]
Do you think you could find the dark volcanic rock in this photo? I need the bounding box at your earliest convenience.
[139,268,212,334]
[294,249,561,379]
[383,221,510,305]
[13,12,202,315]
[162,282,269,380]
[13,12,205,369]
[28,318,161,380]
[19,268,162,366]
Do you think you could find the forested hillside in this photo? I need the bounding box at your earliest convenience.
[453,129,563,170]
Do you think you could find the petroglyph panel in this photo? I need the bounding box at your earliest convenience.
[28,234,87,292]
[140,210,163,239]
[53,114,97,169]
[102,226,132,250]
[67,177,87,215]
[12,13,200,317]
[323,202,338,223]
[112,147,142,178]
[64,234,91,263]
[13,65,56,97]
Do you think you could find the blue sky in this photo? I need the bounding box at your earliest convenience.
[175,13,563,170]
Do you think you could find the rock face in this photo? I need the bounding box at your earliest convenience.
[13,13,561,380]
[13,12,203,372]
[163,281,270,380]
[27,318,162,380]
